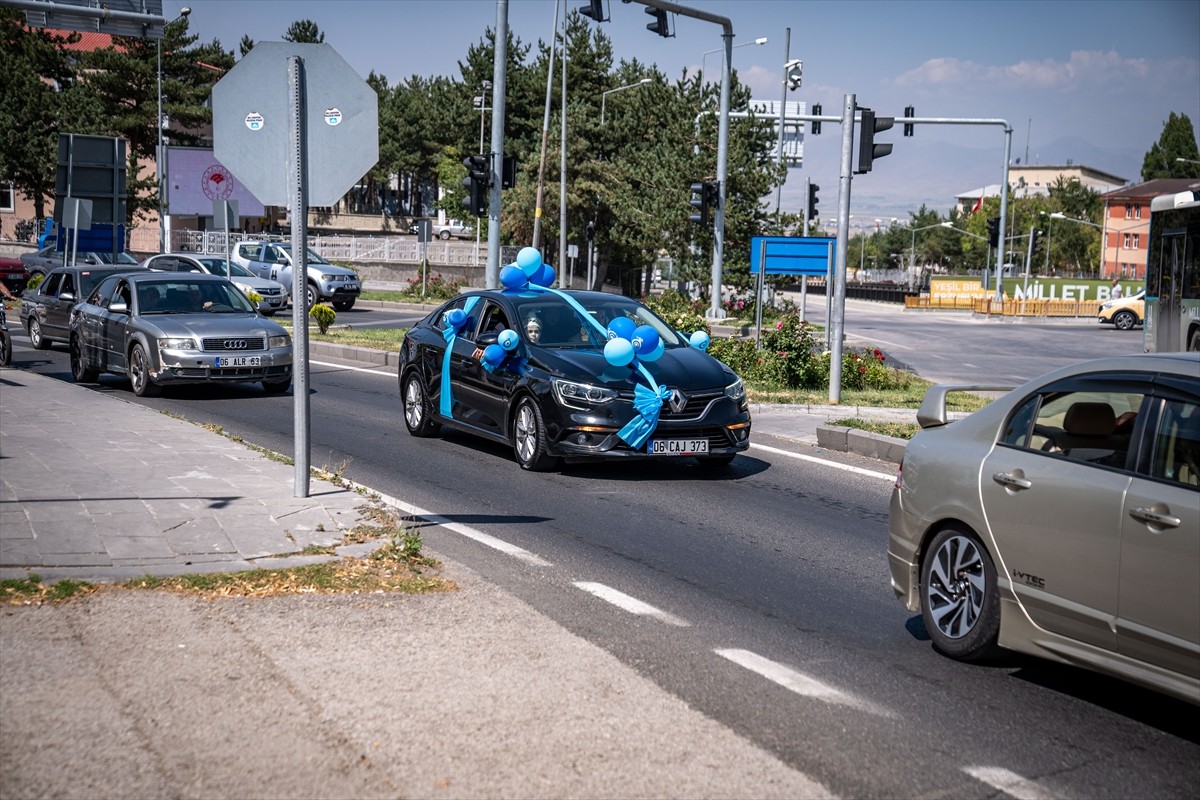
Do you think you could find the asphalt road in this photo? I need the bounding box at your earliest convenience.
[5,307,1195,799]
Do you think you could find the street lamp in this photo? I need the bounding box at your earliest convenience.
[157,6,190,253]
[600,78,651,126]
[906,221,951,288]
[700,37,767,84]
[941,222,991,288]
[1049,211,1102,229]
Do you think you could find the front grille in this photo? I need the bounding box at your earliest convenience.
[659,389,723,421]
[259,287,282,297]
[201,337,266,352]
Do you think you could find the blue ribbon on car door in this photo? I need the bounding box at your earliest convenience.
[440,296,481,417]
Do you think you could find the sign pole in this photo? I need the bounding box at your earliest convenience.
[288,55,311,498]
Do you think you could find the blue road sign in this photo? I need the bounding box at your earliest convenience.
[749,236,837,276]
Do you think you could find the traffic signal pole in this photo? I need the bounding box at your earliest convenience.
[829,93,856,404]
[485,0,509,288]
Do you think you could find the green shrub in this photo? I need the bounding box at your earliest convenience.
[309,302,336,334]
[27,273,44,292]
[644,290,710,338]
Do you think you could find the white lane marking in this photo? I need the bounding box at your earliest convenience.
[848,334,911,350]
[715,648,893,717]
[573,582,690,627]
[311,359,394,376]
[344,482,552,567]
[749,443,896,481]
[964,767,1060,800]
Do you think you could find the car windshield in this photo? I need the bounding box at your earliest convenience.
[93,251,139,265]
[509,294,686,349]
[137,280,256,314]
[197,259,255,278]
[279,246,330,265]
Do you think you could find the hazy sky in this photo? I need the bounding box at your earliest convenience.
[177,0,1199,219]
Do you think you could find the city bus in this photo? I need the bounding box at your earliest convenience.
[1143,190,1200,352]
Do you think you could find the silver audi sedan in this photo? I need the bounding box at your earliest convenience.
[68,271,293,397]
[889,352,1200,704]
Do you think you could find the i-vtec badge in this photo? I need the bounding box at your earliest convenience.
[1012,569,1045,589]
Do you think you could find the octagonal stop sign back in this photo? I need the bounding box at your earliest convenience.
[211,42,378,207]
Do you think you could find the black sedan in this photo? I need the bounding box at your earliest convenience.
[398,289,751,471]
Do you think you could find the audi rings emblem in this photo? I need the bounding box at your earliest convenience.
[223,339,249,350]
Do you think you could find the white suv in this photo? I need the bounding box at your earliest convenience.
[232,241,361,311]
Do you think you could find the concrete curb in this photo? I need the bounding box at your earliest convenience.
[815,425,907,464]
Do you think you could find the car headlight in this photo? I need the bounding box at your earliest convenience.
[158,337,196,351]
[724,377,746,402]
[269,333,291,349]
[553,379,617,409]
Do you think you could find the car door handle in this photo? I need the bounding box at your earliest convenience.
[992,471,1032,490]
[1129,507,1182,529]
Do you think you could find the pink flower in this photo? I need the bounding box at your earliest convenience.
[776,321,783,329]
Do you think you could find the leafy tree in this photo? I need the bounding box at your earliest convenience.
[239,35,254,57]
[83,17,225,223]
[0,9,81,221]
[283,19,324,44]
[1141,112,1200,180]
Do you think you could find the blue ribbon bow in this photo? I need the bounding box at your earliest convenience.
[617,382,671,450]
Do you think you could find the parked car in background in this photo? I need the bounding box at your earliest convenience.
[69,271,293,397]
[1097,289,1146,330]
[409,218,474,240]
[20,246,140,278]
[142,253,288,316]
[398,289,751,471]
[0,256,31,296]
[230,241,360,311]
[888,352,1200,704]
[20,264,148,350]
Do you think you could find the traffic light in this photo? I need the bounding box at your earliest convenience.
[808,183,820,220]
[501,155,518,189]
[644,6,671,37]
[785,60,802,91]
[1030,229,1043,259]
[903,105,915,137]
[461,154,490,218]
[987,216,1001,247]
[579,0,607,22]
[810,103,821,135]
[689,181,717,227]
[855,106,894,174]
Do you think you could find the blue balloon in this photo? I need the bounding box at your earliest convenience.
[603,338,635,367]
[500,264,527,290]
[498,329,519,351]
[689,330,710,351]
[641,339,665,362]
[517,246,542,277]
[445,308,466,329]
[607,316,636,341]
[631,325,660,355]
[483,344,506,366]
[531,263,556,287]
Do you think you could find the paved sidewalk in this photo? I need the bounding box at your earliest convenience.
[0,370,835,799]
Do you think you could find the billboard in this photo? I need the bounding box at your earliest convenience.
[165,146,266,217]
[750,236,837,276]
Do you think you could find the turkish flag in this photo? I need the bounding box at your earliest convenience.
[971,194,983,214]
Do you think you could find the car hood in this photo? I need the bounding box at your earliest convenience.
[142,313,287,338]
[535,344,736,391]
[307,263,358,277]
[230,275,286,292]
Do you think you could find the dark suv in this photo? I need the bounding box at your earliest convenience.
[20,264,147,349]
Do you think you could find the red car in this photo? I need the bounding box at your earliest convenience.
[0,256,30,297]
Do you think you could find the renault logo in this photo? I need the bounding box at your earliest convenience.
[223,339,248,350]
[668,388,687,414]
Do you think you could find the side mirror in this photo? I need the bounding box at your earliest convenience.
[60,291,75,302]
[109,301,128,314]
[477,331,500,347]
